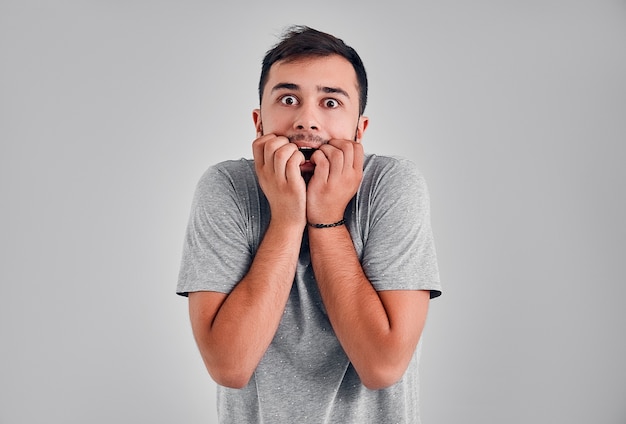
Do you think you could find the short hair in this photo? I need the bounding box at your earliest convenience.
[258,25,368,115]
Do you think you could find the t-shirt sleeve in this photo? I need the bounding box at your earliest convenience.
[359,157,442,298]
[176,164,254,296]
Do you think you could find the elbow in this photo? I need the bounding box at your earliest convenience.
[207,366,254,389]
[357,332,423,390]
[201,351,255,389]
[196,343,257,389]
[361,375,403,391]
[358,363,407,390]
[214,377,251,390]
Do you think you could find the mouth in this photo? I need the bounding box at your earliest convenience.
[299,147,317,161]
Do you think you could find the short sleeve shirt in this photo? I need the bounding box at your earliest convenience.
[177,154,442,423]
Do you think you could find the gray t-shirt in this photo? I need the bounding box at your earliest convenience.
[177,154,442,423]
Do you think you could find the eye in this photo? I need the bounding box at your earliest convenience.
[280,95,299,106]
[323,98,340,108]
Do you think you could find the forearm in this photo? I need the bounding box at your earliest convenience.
[308,225,416,389]
[191,221,303,388]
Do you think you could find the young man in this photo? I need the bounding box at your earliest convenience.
[177,26,442,423]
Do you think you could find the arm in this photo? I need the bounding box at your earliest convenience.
[189,221,303,389]
[189,135,306,389]
[307,140,430,389]
[308,225,430,389]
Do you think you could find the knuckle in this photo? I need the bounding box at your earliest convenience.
[328,148,343,160]
[274,147,293,162]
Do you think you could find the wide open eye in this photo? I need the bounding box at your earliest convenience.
[280,95,299,106]
[323,98,340,109]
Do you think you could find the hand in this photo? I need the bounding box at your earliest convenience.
[306,139,364,224]
[252,134,307,227]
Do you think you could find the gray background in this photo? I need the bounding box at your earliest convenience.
[1,1,624,423]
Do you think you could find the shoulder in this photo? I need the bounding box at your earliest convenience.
[190,159,259,209]
[195,159,256,191]
[198,158,255,184]
[361,154,428,192]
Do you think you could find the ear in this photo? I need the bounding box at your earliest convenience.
[252,109,263,137]
[355,115,369,143]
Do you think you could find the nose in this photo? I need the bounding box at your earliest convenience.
[293,102,319,131]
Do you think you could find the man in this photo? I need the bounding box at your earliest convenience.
[177,25,442,423]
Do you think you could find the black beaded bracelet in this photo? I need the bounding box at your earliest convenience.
[308,218,346,229]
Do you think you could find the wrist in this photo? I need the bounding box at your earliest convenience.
[266,218,306,238]
[307,218,346,229]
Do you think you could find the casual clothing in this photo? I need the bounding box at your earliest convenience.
[177,154,442,423]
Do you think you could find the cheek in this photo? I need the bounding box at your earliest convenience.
[327,115,360,139]
[260,110,291,132]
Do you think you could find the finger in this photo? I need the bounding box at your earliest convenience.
[310,148,330,183]
[265,137,280,170]
[260,136,289,172]
[328,139,356,173]
[285,149,305,183]
[252,134,278,168]
[252,136,268,167]
[272,141,298,177]
[352,141,364,172]
[319,142,345,180]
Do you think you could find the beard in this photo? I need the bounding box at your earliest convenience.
[287,133,329,144]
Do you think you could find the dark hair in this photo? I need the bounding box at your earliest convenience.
[258,25,368,115]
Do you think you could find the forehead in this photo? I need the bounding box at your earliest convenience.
[265,54,359,95]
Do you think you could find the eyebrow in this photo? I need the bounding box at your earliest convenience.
[271,82,299,93]
[271,83,350,99]
[319,85,350,98]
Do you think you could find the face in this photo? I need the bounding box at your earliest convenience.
[253,54,368,148]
